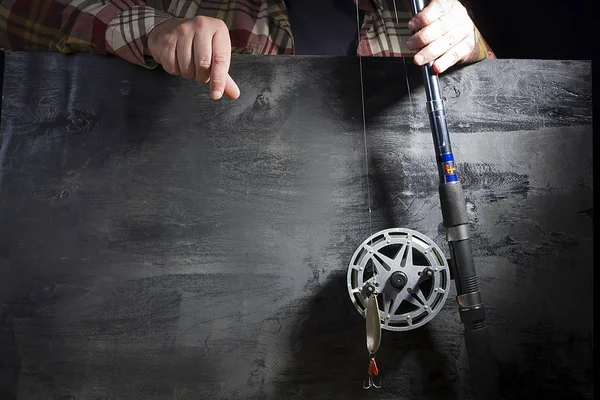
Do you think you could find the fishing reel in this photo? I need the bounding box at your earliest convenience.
[347,228,451,332]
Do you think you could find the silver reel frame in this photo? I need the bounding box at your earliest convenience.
[347,228,451,331]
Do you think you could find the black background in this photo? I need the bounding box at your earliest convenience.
[471,0,595,61]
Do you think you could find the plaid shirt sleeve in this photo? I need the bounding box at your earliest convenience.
[0,0,174,67]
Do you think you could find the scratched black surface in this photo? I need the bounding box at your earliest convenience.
[0,52,593,400]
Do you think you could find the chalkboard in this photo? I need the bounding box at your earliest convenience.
[0,52,593,400]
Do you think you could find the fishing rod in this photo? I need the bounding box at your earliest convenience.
[408,0,500,398]
[348,1,499,398]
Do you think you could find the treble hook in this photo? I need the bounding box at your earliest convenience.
[363,374,382,389]
[363,356,382,389]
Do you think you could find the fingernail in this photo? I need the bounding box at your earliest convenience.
[211,90,222,100]
[408,19,416,31]
[414,54,424,65]
[406,37,414,49]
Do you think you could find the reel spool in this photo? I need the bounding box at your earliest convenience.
[347,228,451,331]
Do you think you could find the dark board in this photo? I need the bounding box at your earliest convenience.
[0,52,593,400]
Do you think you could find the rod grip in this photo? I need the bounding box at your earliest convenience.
[449,239,477,294]
[439,182,469,227]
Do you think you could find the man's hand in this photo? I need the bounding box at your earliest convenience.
[405,0,476,74]
[147,16,240,100]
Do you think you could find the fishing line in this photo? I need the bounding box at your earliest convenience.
[355,2,373,250]
[392,0,416,117]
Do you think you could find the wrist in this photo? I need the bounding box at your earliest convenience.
[463,26,495,64]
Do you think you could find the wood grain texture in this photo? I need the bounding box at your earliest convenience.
[0,52,593,400]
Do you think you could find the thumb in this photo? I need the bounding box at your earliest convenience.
[223,74,240,100]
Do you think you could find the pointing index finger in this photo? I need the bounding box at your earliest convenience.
[209,22,232,100]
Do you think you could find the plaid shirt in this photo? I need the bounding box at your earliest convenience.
[0,0,494,68]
